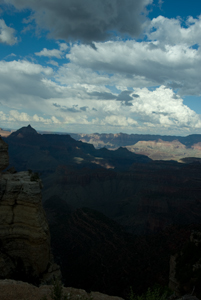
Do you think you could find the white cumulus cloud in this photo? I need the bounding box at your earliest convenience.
[35,48,63,59]
[0,19,17,45]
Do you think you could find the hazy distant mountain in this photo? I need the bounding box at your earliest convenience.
[0,128,11,137]
[70,132,201,161]
[4,125,151,172]
[70,132,201,148]
[6,126,201,161]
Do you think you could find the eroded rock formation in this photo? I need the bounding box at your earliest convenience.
[0,136,59,282]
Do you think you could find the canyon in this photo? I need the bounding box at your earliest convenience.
[1,125,201,298]
[4,125,201,235]
[70,132,201,161]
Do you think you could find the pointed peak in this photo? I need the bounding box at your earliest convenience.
[9,125,38,138]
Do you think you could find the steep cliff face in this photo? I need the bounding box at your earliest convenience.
[0,137,59,282]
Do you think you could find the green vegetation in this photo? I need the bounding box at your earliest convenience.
[40,277,69,300]
[30,172,40,181]
[50,277,67,300]
[41,277,93,300]
[28,169,42,188]
[128,285,171,300]
[28,169,40,180]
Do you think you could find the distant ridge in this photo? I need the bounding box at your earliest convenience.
[9,124,38,138]
[4,125,151,172]
[70,132,201,148]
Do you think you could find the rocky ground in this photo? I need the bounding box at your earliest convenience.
[0,280,124,300]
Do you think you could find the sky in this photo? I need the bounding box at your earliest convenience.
[0,0,201,135]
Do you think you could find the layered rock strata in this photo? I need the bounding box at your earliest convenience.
[0,136,59,282]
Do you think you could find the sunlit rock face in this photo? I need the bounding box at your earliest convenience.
[0,136,58,282]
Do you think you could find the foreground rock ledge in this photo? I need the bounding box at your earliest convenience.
[0,280,124,300]
[0,171,51,278]
[0,136,60,282]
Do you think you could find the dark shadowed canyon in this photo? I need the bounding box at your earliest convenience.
[2,125,201,298]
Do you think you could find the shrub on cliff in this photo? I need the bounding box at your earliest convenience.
[41,278,93,300]
[129,285,170,300]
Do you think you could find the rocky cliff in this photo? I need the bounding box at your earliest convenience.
[0,136,59,283]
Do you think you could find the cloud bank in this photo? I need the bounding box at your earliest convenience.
[1,0,152,43]
[64,15,201,96]
[1,1,201,134]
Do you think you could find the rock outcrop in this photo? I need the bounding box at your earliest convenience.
[0,136,59,283]
[0,279,124,300]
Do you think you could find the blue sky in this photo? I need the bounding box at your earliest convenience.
[0,0,201,135]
